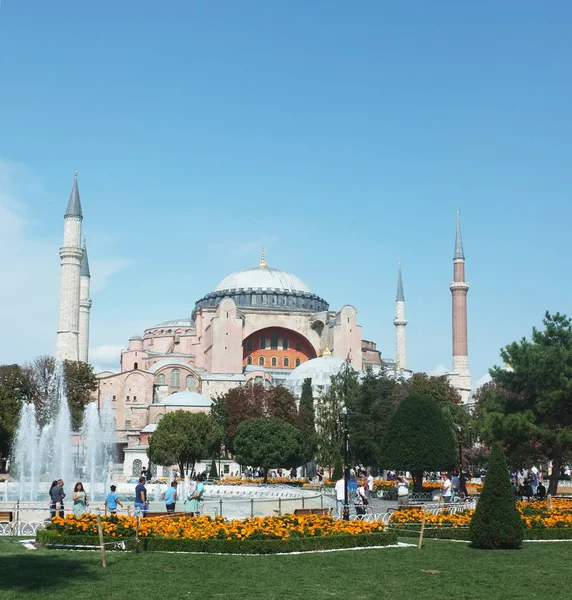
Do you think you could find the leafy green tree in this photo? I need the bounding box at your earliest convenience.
[62,360,98,430]
[234,418,304,483]
[315,363,359,472]
[379,395,457,491]
[346,367,406,469]
[22,355,56,427]
[211,384,298,454]
[331,453,343,480]
[147,410,223,477]
[404,372,461,406]
[476,312,572,495]
[469,443,524,549]
[299,378,317,466]
[0,365,31,460]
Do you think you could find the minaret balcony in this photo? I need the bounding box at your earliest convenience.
[449,281,469,291]
[393,318,408,326]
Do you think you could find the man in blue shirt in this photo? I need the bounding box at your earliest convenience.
[105,485,123,515]
[162,481,178,512]
[134,477,148,516]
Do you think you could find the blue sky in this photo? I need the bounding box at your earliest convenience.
[0,1,571,383]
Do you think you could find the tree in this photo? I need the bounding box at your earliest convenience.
[315,362,359,472]
[469,443,524,549]
[404,372,461,406]
[476,312,572,495]
[234,418,304,483]
[211,384,298,454]
[147,410,223,477]
[379,395,457,491]
[21,355,56,426]
[346,367,406,469]
[62,360,98,431]
[0,365,30,460]
[210,458,219,479]
[299,378,317,467]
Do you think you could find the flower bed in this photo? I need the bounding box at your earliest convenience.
[214,477,309,487]
[38,513,397,553]
[387,499,572,540]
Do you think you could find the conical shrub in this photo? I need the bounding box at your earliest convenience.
[210,458,219,479]
[469,443,524,549]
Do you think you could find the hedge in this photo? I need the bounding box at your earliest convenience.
[388,524,572,542]
[37,529,398,554]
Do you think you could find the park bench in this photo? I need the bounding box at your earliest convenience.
[0,510,14,522]
[293,508,332,516]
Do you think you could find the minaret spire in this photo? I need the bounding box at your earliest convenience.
[393,262,407,370]
[258,247,267,268]
[55,172,84,361]
[448,210,471,403]
[454,210,464,260]
[78,238,92,363]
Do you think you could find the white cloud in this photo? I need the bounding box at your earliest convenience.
[89,344,123,364]
[428,364,448,376]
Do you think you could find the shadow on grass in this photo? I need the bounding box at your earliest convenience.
[0,551,100,592]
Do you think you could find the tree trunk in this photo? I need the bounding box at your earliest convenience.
[263,468,268,484]
[412,470,424,493]
[179,463,185,481]
[548,455,562,496]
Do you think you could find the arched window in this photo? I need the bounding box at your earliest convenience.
[171,369,180,388]
[157,374,166,385]
[283,357,290,367]
[132,459,143,476]
[295,358,301,367]
[186,375,194,389]
[271,357,277,367]
[258,356,265,366]
[247,356,253,365]
[134,362,138,370]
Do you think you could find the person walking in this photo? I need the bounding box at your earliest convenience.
[396,476,409,506]
[184,477,198,514]
[188,475,205,516]
[50,479,66,518]
[134,476,148,516]
[161,481,178,513]
[49,480,59,519]
[335,476,345,519]
[105,485,123,515]
[366,471,374,504]
[72,482,88,516]
[441,474,452,504]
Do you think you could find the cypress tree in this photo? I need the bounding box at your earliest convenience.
[299,378,316,464]
[331,453,343,480]
[210,458,219,479]
[469,442,524,549]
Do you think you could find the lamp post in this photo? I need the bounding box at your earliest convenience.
[457,426,463,473]
[340,406,352,521]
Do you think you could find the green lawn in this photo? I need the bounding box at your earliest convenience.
[1,538,571,599]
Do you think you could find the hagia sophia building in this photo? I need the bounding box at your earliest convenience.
[54,173,471,475]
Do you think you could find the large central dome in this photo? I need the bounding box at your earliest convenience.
[214,266,311,294]
[192,251,328,316]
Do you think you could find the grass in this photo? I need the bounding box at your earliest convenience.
[1,538,571,599]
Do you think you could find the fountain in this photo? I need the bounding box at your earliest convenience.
[10,362,117,501]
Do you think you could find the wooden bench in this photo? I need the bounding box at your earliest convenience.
[293,508,332,516]
[0,511,14,522]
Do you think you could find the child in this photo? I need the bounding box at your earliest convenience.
[105,485,123,515]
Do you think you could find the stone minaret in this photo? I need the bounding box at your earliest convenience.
[448,211,471,403]
[393,263,407,370]
[78,239,92,363]
[55,172,83,361]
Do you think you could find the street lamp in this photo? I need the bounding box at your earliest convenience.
[340,406,352,521]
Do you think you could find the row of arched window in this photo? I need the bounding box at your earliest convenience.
[246,356,301,368]
[156,370,195,389]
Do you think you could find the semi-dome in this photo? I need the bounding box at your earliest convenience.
[157,391,212,407]
[285,355,348,397]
